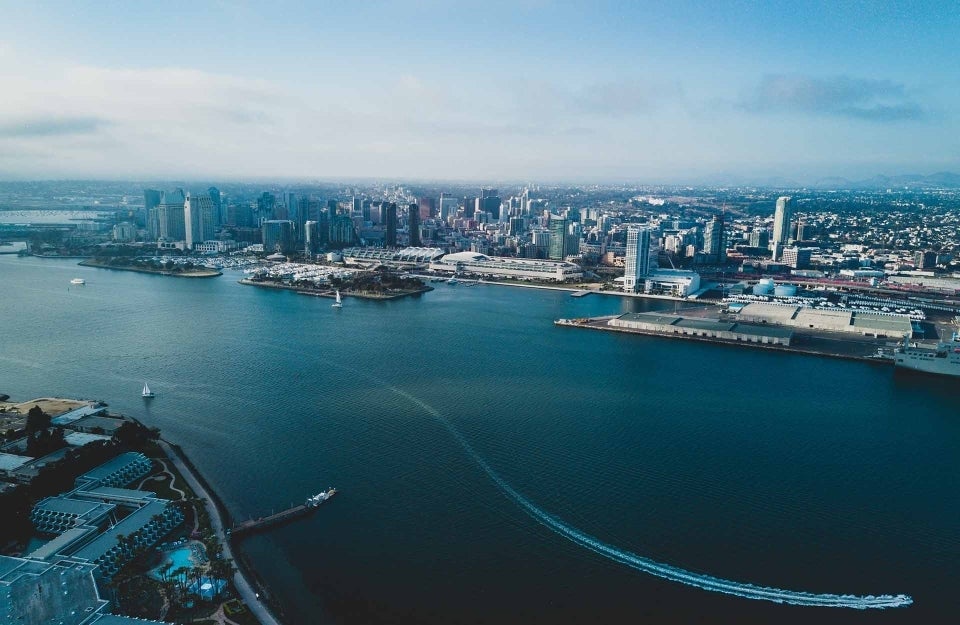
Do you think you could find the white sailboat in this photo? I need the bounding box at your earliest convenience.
[332,290,343,308]
[142,382,155,398]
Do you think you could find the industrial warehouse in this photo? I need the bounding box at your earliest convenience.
[606,312,794,345]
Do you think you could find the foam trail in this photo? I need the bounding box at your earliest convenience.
[364,373,912,609]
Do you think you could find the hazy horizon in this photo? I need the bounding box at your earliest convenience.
[1,1,958,182]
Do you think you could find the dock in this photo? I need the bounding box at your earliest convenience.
[570,290,592,298]
[230,490,336,538]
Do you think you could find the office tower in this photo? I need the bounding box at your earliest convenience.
[408,203,421,246]
[385,202,397,246]
[352,196,362,216]
[304,221,319,254]
[184,192,216,249]
[782,247,812,269]
[480,188,501,220]
[771,196,792,261]
[915,250,937,269]
[749,228,770,249]
[327,199,339,214]
[208,187,223,226]
[703,213,726,263]
[262,220,295,254]
[508,216,525,236]
[624,227,656,293]
[158,189,186,242]
[329,213,357,248]
[439,194,458,221]
[361,199,372,222]
[418,197,436,220]
[548,216,569,260]
[256,192,276,224]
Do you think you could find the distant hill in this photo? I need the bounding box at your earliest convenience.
[811,171,960,189]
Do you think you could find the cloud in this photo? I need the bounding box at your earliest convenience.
[741,74,926,122]
[567,80,682,117]
[0,116,109,138]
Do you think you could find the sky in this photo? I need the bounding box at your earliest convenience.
[0,0,958,183]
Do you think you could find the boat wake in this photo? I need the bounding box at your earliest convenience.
[362,372,912,609]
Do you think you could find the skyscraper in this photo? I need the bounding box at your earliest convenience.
[184,192,216,249]
[548,216,568,260]
[262,220,295,254]
[417,197,436,220]
[385,202,397,247]
[703,213,726,263]
[329,213,357,248]
[480,188,501,220]
[408,203,421,246]
[771,196,793,261]
[158,189,186,242]
[624,227,656,292]
[208,187,223,226]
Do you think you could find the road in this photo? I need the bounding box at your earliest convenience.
[157,439,282,625]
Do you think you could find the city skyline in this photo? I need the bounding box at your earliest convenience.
[0,1,958,182]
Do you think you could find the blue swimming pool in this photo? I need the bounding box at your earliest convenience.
[150,547,194,579]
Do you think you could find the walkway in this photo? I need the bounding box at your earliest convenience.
[157,439,282,625]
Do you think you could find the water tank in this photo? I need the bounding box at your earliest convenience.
[774,284,798,297]
[326,252,343,262]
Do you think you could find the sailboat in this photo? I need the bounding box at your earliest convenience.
[332,290,343,308]
[142,382,155,398]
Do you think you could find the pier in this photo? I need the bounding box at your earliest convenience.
[230,491,336,538]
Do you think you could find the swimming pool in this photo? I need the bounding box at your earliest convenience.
[150,546,194,579]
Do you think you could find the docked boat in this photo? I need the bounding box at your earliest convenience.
[446,278,459,285]
[70,278,85,285]
[305,488,337,507]
[332,290,343,308]
[894,328,960,377]
[142,382,156,398]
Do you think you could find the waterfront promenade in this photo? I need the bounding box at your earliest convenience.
[157,439,281,625]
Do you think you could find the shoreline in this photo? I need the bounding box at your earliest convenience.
[408,273,688,301]
[239,277,433,300]
[157,439,285,625]
[78,258,223,278]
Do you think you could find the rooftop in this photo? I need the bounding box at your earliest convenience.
[76,452,148,484]
[0,451,33,471]
[70,500,170,563]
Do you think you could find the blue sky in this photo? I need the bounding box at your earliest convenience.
[0,1,957,182]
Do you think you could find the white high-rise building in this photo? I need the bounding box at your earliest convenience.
[624,227,656,292]
[771,196,793,261]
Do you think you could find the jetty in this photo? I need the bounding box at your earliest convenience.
[230,489,336,538]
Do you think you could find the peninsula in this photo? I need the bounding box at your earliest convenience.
[80,257,222,277]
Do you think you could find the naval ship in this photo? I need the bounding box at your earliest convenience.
[894,323,960,377]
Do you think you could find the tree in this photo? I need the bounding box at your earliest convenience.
[26,405,50,434]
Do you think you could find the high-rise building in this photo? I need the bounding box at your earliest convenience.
[480,188,501,220]
[771,196,793,261]
[915,250,937,270]
[262,220,295,254]
[408,203,421,246]
[329,213,357,248]
[624,227,656,292]
[703,213,727,263]
[548,216,569,260]
[418,197,436,220]
[208,187,223,226]
[256,192,276,224]
[184,192,216,249]
[304,221,319,254]
[385,202,398,246]
[749,228,770,249]
[158,189,186,242]
[782,247,812,269]
[439,194,458,221]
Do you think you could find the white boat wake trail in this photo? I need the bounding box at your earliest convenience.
[371,375,911,609]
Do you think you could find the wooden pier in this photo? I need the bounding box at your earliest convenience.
[230,492,335,538]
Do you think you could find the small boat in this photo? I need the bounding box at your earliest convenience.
[332,290,343,308]
[305,488,338,507]
[142,382,155,398]
[447,278,459,285]
[70,278,85,285]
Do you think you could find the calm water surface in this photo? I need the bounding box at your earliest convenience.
[1,256,957,624]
